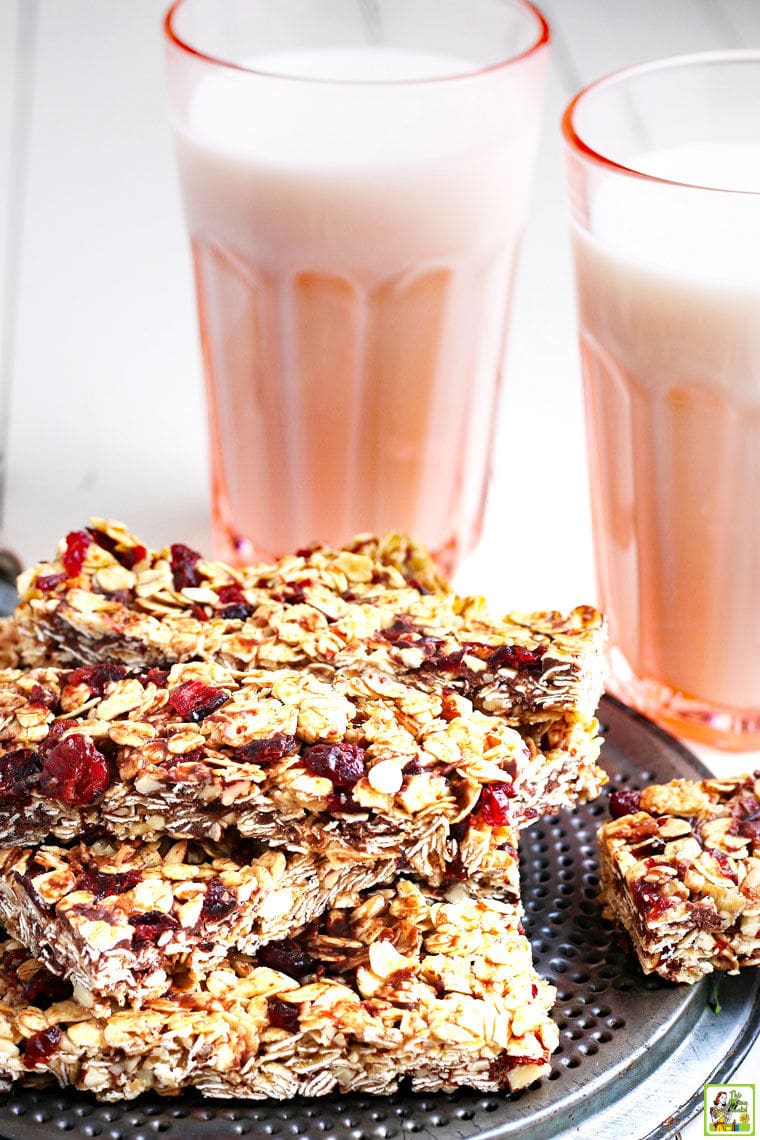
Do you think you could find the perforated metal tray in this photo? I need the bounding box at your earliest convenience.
[0,696,757,1140]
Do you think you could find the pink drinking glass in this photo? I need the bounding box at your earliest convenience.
[564,52,760,750]
[164,0,549,575]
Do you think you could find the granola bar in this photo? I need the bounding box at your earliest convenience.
[14,520,606,726]
[0,836,395,1006]
[0,619,19,670]
[0,661,537,895]
[597,775,760,983]
[0,878,558,1100]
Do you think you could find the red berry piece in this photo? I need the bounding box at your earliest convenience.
[66,663,127,697]
[487,644,547,673]
[39,734,110,805]
[631,836,666,859]
[62,530,92,578]
[326,790,364,814]
[302,743,365,788]
[28,684,58,712]
[23,1025,62,1068]
[267,996,300,1032]
[428,647,467,674]
[36,572,67,592]
[2,948,27,983]
[0,749,41,801]
[75,868,142,898]
[168,681,229,723]
[135,667,170,689]
[120,543,147,569]
[201,877,236,921]
[259,940,316,980]
[22,966,72,1008]
[709,848,738,882]
[88,528,147,571]
[609,788,642,819]
[216,583,253,620]
[731,793,760,845]
[477,782,517,826]
[170,543,202,589]
[235,734,295,767]
[129,910,179,945]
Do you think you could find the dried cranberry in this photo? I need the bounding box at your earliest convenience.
[302,743,365,788]
[477,783,516,827]
[732,794,760,845]
[282,582,309,606]
[267,996,300,1032]
[189,603,209,622]
[88,529,146,570]
[630,877,671,922]
[87,527,117,555]
[631,837,666,859]
[36,572,67,592]
[22,966,72,1008]
[326,790,364,814]
[120,543,147,569]
[0,749,41,801]
[129,910,179,945]
[75,868,142,898]
[487,644,547,673]
[259,940,316,980]
[170,543,202,589]
[23,1025,61,1068]
[28,685,58,712]
[3,947,27,982]
[201,877,236,921]
[428,648,467,673]
[39,734,110,804]
[235,734,295,767]
[609,788,642,819]
[737,818,760,845]
[216,584,253,620]
[66,663,127,697]
[381,617,417,646]
[168,681,229,723]
[136,667,170,689]
[709,849,738,882]
[62,530,92,578]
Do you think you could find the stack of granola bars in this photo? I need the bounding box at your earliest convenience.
[0,521,607,1102]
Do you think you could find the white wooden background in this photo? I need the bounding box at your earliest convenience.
[2,2,760,1134]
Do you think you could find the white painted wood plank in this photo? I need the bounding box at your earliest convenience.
[6,0,208,563]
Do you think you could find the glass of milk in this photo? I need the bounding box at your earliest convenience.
[563,52,760,750]
[164,0,549,575]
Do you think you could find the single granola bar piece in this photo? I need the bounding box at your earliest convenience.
[0,878,558,1100]
[0,836,395,1006]
[14,520,606,726]
[597,774,760,983]
[0,661,535,896]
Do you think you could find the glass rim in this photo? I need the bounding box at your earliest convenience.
[562,48,760,195]
[163,0,550,86]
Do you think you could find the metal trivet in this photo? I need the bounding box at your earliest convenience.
[0,696,758,1140]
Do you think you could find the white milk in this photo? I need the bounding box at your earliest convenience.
[573,142,760,731]
[173,45,544,568]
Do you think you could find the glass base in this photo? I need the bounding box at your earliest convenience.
[607,647,760,752]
